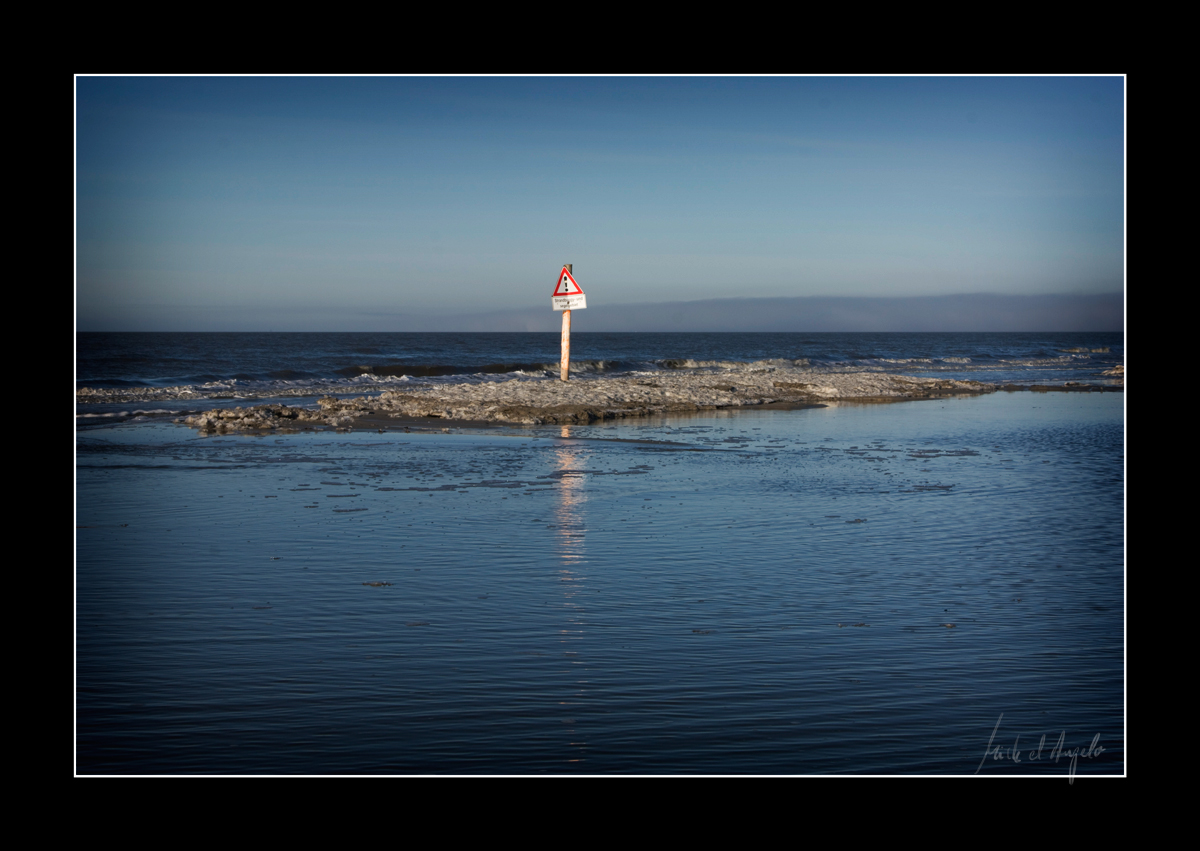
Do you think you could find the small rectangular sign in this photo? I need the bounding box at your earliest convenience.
[552,294,587,311]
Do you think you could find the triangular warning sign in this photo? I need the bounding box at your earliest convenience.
[553,266,584,297]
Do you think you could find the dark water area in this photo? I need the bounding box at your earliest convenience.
[76,392,1124,775]
[76,331,1124,388]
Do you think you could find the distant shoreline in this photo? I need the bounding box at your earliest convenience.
[77,293,1124,334]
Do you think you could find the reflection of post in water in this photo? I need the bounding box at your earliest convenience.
[553,428,588,567]
[553,428,590,764]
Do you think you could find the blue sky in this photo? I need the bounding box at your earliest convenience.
[75,76,1124,331]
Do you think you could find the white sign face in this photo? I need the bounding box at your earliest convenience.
[552,294,587,311]
[553,268,584,297]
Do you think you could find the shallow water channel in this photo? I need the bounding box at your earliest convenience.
[76,391,1124,774]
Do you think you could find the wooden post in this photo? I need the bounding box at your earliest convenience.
[560,264,572,381]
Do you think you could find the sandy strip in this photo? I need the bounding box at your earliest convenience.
[175,370,999,433]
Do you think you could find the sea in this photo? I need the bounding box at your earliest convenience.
[76,332,1125,775]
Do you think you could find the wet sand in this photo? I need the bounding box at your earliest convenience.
[177,370,988,433]
[174,369,1121,434]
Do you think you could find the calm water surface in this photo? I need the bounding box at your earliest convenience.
[76,391,1124,774]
